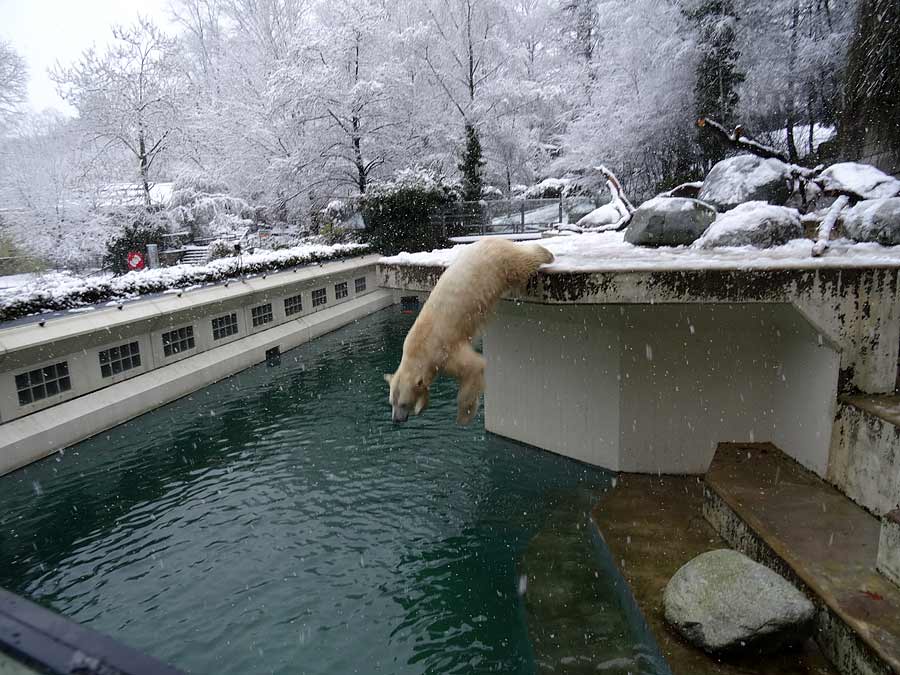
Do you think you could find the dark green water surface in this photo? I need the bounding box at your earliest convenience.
[0,309,661,674]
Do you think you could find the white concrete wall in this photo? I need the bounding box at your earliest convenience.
[828,402,900,516]
[0,258,379,423]
[0,291,394,476]
[484,301,840,476]
[485,303,620,467]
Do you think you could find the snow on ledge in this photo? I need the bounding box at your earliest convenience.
[380,231,900,273]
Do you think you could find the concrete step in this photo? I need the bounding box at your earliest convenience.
[179,246,209,265]
[828,394,900,518]
[592,474,834,674]
[704,443,900,675]
[880,511,900,588]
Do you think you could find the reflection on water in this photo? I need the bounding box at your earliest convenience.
[0,309,660,674]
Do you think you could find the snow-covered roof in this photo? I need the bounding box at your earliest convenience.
[381,231,900,273]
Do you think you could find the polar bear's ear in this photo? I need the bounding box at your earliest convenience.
[383,373,393,385]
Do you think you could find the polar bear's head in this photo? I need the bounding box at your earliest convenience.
[383,370,429,423]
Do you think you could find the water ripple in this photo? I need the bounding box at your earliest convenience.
[0,310,621,675]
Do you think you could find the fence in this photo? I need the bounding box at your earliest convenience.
[430,196,600,238]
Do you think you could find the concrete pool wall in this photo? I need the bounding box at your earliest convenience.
[0,256,393,475]
[378,262,900,479]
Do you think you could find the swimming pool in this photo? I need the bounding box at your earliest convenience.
[0,309,665,674]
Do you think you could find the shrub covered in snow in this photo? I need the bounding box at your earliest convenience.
[0,242,369,322]
[206,239,238,261]
[167,174,256,240]
[103,211,169,275]
[360,168,459,255]
[521,177,586,199]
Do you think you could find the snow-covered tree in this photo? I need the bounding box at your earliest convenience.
[52,18,185,206]
[0,40,27,131]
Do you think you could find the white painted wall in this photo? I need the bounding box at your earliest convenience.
[485,303,620,467]
[484,301,840,476]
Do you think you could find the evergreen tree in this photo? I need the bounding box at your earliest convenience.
[459,123,485,201]
[686,0,744,167]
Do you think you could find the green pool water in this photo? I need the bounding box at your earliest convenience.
[0,309,664,674]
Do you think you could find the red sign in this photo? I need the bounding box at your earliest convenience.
[127,251,145,270]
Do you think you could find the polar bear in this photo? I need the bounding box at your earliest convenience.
[385,238,554,425]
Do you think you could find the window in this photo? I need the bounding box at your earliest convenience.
[99,342,141,378]
[312,288,327,307]
[212,313,239,340]
[15,361,71,406]
[355,277,367,293]
[284,294,303,317]
[251,303,274,327]
[162,326,195,357]
[334,282,348,300]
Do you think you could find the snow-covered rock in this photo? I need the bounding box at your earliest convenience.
[816,162,900,200]
[576,203,621,228]
[664,549,814,654]
[695,202,802,249]
[624,197,716,247]
[843,198,900,246]
[698,154,793,211]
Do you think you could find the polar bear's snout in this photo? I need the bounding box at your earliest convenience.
[384,371,429,424]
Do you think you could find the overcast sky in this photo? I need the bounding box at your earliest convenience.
[0,0,173,113]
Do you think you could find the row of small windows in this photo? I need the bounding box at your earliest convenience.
[212,313,239,340]
[16,361,71,406]
[99,341,141,378]
[251,303,274,327]
[163,326,195,356]
[14,278,369,406]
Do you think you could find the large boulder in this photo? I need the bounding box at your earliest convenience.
[695,202,803,249]
[842,198,900,245]
[817,163,900,200]
[624,197,716,247]
[664,549,814,655]
[698,154,793,211]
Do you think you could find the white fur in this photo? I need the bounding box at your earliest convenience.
[385,238,554,424]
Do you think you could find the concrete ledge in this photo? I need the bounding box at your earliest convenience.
[828,396,900,517]
[379,262,900,394]
[704,443,900,675]
[0,290,394,475]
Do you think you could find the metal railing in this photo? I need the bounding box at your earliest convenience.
[431,196,599,238]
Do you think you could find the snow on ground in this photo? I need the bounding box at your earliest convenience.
[381,231,900,272]
[0,273,38,291]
